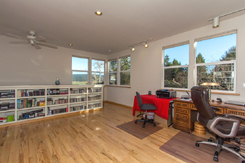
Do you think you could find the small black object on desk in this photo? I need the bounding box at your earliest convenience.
[148,91,151,95]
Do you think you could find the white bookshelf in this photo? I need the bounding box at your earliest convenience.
[0,85,103,125]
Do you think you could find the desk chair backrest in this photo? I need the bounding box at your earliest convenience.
[136,92,143,107]
[191,86,216,126]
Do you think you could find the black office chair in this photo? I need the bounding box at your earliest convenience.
[191,86,245,163]
[135,92,157,128]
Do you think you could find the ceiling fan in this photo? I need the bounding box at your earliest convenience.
[7,30,58,49]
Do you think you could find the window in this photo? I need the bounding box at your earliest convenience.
[72,57,88,85]
[109,59,117,85]
[91,59,105,84]
[120,56,131,85]
[195,32,236,91]
[163,42,189,88]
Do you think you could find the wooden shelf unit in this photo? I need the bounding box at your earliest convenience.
[0,85,103,125]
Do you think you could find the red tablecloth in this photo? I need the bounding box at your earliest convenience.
[133,95,177,120]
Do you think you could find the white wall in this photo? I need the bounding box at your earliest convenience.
[0,35,107,86]
[106,14,245,106]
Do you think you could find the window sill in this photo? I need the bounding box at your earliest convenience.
[165,89,240,96]
[104,85,131,88]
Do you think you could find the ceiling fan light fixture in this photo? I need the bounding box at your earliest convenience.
[95,11,102,16]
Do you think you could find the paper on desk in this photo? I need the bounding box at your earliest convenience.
[180,98,192,101]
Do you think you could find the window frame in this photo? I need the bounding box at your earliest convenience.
[119,55,131,86]
[194,30,237,93]
[72,56,89,85]
[162,41,189,89]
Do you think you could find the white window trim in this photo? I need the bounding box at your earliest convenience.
[194,30,237,93]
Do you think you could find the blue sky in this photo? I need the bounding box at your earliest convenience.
[164,33,236,65]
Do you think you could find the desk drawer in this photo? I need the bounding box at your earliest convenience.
[175,102,189,108]
[215,107,224,114]
[175,107,189,114]
[191,104,197,110]
[174,119,188,128]
[175,113,189,121]
[227,109,245,117]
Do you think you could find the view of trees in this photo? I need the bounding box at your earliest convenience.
[120,57,131,85]
[109,60,117,85]
[164,46,236,91]
[92,61,104,84]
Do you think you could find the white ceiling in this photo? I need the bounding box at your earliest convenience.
[1,0,245,54]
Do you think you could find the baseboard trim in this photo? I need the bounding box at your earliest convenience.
[0,108,103,129]
[104,100,133,109]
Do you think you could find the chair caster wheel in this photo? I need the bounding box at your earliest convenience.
[143,124,145,128]
[213,156,218,162]
[135,121,137,124]
[208,139,212,142]
[195,143,199,147]
[153,123,156,127]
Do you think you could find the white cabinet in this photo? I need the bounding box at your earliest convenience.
[0,85,103,125]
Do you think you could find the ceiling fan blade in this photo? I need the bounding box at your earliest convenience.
[33,43,41,49]
[6,33,26,40]
[10,41,29,44]
[35,36,46,42]
[36,41,57,49]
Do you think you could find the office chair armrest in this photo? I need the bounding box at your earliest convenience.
[211,106,220,111]
[207,116,240,138]
[223,114,245,122]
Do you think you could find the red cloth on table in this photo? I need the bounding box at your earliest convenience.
[133,94,177,120]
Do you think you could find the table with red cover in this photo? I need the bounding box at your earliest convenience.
[133,94,177,120]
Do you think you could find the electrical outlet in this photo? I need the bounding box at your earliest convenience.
[243,83,245,88]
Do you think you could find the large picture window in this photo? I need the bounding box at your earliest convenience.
[120,56,131,86]
[109,59,117,85]
[195,32,236,91]
[163,42,189,88]
[72,57,88,85]
[91,59,105,84]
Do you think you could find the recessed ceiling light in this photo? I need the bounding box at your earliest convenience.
[95,11,102,16]
[69,44,73,46]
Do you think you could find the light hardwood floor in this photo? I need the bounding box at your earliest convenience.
[0,103,202,163]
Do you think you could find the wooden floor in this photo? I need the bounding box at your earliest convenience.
[0,103,208,163]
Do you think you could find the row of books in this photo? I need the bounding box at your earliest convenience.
[70,105,87,111]
[88,103,101,109]
[88,88,101,93]
[18,89,45,97]
[88,95,101,101]
[0,91,15,98]
[17,99,45,109]
[47,89,68,95]
[18,109,44,120]
[70,88,87,94]
[48,107,68,115]
[0,102,15,110]
[70,97,86,102]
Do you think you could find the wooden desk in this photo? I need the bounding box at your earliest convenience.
[173,99,245,133]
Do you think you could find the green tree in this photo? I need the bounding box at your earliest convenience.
[120,57,130,85]
[196,53,205,63]
[220,46,236,61]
